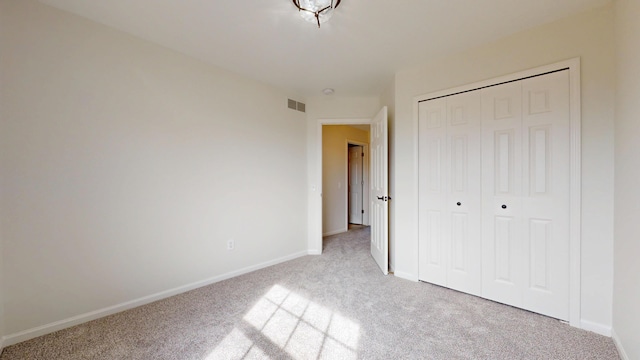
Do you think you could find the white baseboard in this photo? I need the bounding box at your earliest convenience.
[322,228,347,237]
[307,249,322,255]
[611,328,630,360]
[394,270,418,282]
[579,319,611,336]
[1,250,309,347]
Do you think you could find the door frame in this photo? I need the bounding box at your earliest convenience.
[314,118,371,253]
[346,140,370,227]
[413,58,582,328]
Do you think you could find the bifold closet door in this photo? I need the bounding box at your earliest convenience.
[418,91,482,296]
[481,70,570,320]
[480,81,524,307]
[418,97,447,286]
[521,71,570,320]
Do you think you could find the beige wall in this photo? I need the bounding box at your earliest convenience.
[0,0,307,338]
[322,126,369,235]
[0,224,3,348]
[392,5,615,333]
[613,0,640,358]
[306,96,381,253]
[0,1,5,345]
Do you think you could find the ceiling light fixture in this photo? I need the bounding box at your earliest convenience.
[292,0,342,28]
[322,88,335,95]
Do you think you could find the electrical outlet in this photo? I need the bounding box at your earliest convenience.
[227,239,235,251]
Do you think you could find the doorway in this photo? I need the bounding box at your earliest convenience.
[314,107,389,275]
[321,125,370,236]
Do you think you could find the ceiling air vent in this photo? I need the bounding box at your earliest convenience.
[288,99,306,113]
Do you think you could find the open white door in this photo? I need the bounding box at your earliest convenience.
[370,107,389,275]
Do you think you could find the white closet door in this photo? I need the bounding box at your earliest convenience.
[521,71,571,320]
[420,70,572,321]
[481,71,570,321]
[481,81,524,306]
[418,98,448,286]
[445,91,482,296]
[418,92,482,295]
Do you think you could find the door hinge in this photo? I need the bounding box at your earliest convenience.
[361,209,364,214]
[361,153,364,157]
[361,180,364,185]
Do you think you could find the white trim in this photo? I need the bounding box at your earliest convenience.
[579,319,611,337]
[1,250,308,347]
[314,118,372,253]
[413,58,582,328]
[307,249,322,256]
[412,90,421,286]
[567,58,582,328]
[323,228,348,237]
[611,328,630,360]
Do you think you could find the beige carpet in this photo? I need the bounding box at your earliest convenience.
[1,227,619,359]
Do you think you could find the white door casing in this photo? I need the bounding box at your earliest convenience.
[371,106,389,275]
[349,145,364,225]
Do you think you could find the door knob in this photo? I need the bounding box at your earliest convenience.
[456,202,461,206]
[502,204,507,209]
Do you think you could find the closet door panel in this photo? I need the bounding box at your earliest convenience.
[521,70,570,321]
[418,99,448,286]
[481,82,524,306]
[446,91,482,296]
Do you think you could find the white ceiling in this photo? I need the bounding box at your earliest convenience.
[39,0,610,98]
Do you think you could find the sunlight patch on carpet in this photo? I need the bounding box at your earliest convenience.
[206,285,360,359]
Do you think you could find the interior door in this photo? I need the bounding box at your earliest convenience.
[348,146,364,225]
[370,107,389,275]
